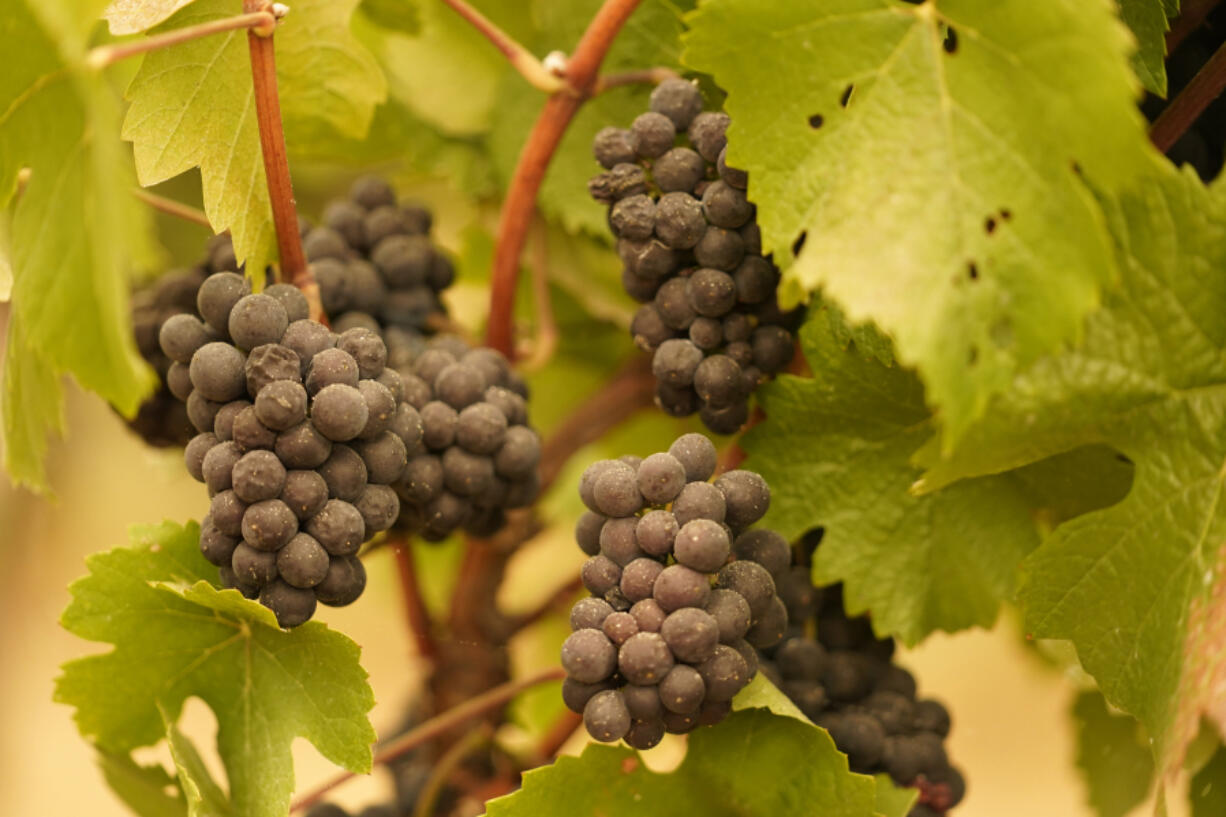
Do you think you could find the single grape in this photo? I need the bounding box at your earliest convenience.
[581,555,622,597]
[602,611,639,645]
[715,469,771,529]
[702,180,753,229]
[241,499,298,551]
[652,339,703,389]
[674,518,732,572]
[620,557,665,603]
[303,226,348,261]
[561,677,615,714]
[317,444,368,502]
[733,529,790,576]
[630,598,667,633]
[593,126,638,168]
[197,272,250,337]
[636,452,687,505]
[441,446,495,496]
[745,595,787,648]
[185,432,218,482]
[636,510,679,557]
[232,405,277,451]
[159,314,213,364]
[660,607,720,663]
[214,400,250,441]
[354,484,400,533]
[688,111,730,162]
[653,564,711,612]
[704,588,751,643]
[583,689,631,743]
[575,510,606,556]
[186,391,224,435]
[593,461,643,517]
[314,555,367,607]
[199,516,239,567]
[190,342,247,402]
[395,454,444,505]
[827,712,886,771]
[354,431,407,484]
[610,194,656,241]
[570,597,615,631]
[305,348,360,395]
[420,401,458,450]
[561,628,618,683]
[456,402,508,455]
[912,699,952,737]
[630,111,676,158]
[232,542,279,587]
[232,449,288,503]
[654,191,705,248]
[282,469,329,520]
[599,517,644,566]
[618,632,674,685]
[209,489,247,537]
[281,320,336,375]
[229,294,289,352]
[483,386,527,426]
[201,441,242,494]
[276,533,330,588]
[305,499,366,556]
[260,579,318,628]
[659,665,706,714]
[311,383,370,442]
[717,145,748,189]
[254,379,308,431]
[649,78,704,130]
[275,421,333,468]
[752,325,794,373]
[715,560,776,619]
[672,481,726,526]
[697,644,750,702]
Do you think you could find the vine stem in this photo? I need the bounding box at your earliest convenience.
[392,539,437,662]
[438,0,564,93]
[242,0,323,320]
[86,10,276,69]
[289,667,566,812]
[131,188,211,227]
[484,0,645,358]
[1150,39,1226,152]
[594,66,679,93]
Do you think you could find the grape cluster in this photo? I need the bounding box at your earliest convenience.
[560,433,790,748]
[763,538,964,816]
[589,78,798,434]
[386,334,540,541]
[304,176,455,336]
[125,176,451,448]
[165,279,416,627]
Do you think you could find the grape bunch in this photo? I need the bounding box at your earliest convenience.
[125,176,452,447]
[560,433,791,748]
[589,78,798,434]
[763,536,965,816]
[164,278,416,627]
[386,334,540,541]
[305,176,455,336]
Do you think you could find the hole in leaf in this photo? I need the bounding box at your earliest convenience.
[943,26,958,54]
[967,261,979,280]
[792,231,808,256]
[809,113,824,129]
[984,217,997,235]
[839,85,854,107]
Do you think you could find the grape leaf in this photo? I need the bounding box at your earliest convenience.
[122,0,386,275]
[873,774,919,817]
[164,711,233,817]
[483,709,878,817]
[897,165,1226,777]
[97,751,186,817]
[683,0,1154,447]
[0,0,159,491]
[487,0,694,238]
[1072,691,1155,817]
[55,521,376,817]
[105,0,200,34]
[1117,0,1171,95]
[731,672,808,722]
[741,308,1042,644]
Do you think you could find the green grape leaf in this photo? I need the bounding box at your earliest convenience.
[1191,745,1226,817]
[731,673,808,722]
[357,0,421,35]
[1072,691,1155,817]
[684,0,1154,446]
[97,751,186,817]
[483,709,878,817]
[741,309,1041,644]
[164,711,233,817]
[105,0,200,34]
[55,521,376,817]
[1117,0,1171,95]
[123,0,386,274]
[488,0,694,238]
[873,774,919,817]
[902,165,1226,777]
[0,0,159,492]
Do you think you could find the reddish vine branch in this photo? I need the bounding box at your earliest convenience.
[392,539,437,662]
[1151,39,1226,152]
[484,0,645,358]
[242,0,322,319]
[289,667,566,812]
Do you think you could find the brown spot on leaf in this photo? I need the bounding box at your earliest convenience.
[621,757,640,774]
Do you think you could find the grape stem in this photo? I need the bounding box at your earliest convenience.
[1166,0,1221,54]
[1150,38,1226,152]
[131,188,211,228]
[288,667,566,812]
[594,66,680,94]
[85,10,277,70]
[392,539,438,662]
[411,725,492,817]
[516,222,559,371]
[484,0,646,358]
[438,0,566,93]
[242,0,324,321]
